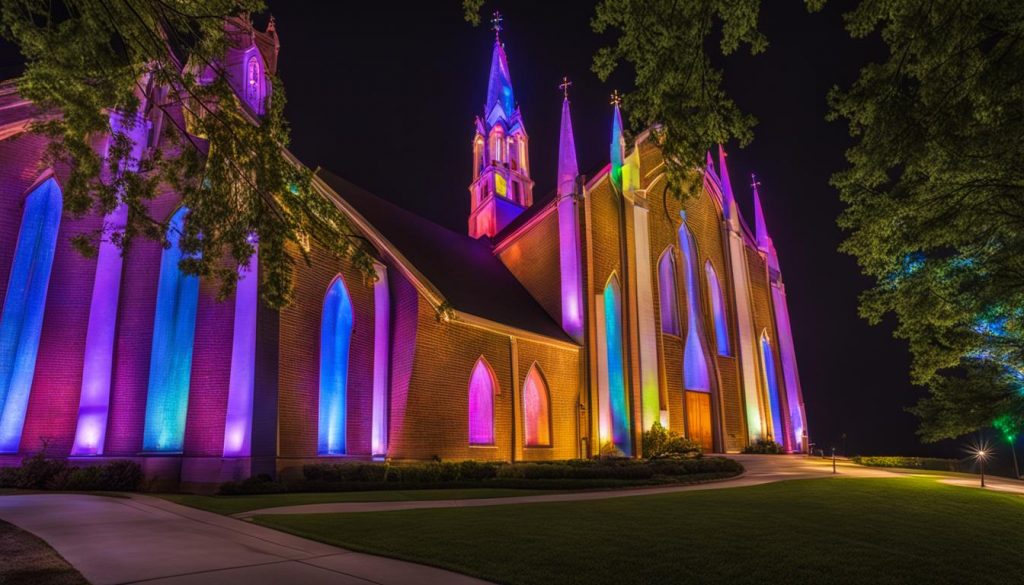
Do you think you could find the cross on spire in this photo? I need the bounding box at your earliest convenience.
[610,89,622,107]
[750,172,761,191]
[491,10,503,39]
[559,76,572,99]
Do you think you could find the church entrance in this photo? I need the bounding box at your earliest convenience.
[685,391,714,452]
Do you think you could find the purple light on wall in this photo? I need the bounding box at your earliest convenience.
[468,358,495,445]
[706,261,730,356]
[657,249,680,336]
[71,203,127,456]
[371,263,390,456]
[222,250,257,457]
[772,284,805,450]
[523,366,550,447]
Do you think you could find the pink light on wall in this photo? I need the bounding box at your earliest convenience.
[371,263,390,456]
[468,357,496,445]
[523,365,550,447]
[222,251,257,457]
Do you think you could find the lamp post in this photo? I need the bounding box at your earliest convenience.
[832,447,837,474]
[974,448,989,488]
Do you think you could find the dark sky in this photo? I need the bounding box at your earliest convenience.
[0,2,971,458]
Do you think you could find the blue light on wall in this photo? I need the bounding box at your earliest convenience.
[0,178,62,452]
[142,208,199,453]
[319,276,354,456]
[603,276,631,455]
[761,332,785,442]
[679,225,710,391]
[706,261,730,356]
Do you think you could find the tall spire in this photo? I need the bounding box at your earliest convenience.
[717,144,736,221]
[751,173,770,250]
[485,11,515,122]
[610,90,625,189]
[557,78,578,197]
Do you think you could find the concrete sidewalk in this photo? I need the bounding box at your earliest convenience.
[0,492,492,585]
[236,454,901,518]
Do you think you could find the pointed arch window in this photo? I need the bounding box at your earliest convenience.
[705,261,730,356]
[523,365,551,447]
[319,276,354,455]
[245,55,261,112]
[602,275,631,454]
[760,331,785,442]
[679,224,710,391]
[142,207,200,453]
[657,248,680,336]
[468,357,497,445]
[0,178,62,452]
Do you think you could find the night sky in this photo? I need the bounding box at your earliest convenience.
[0,2,970,458]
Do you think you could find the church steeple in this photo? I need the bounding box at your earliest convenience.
[718,144,737,225]
[610,90,625,190]
[468,11,534,240]
[752,173,770,250]
[557,77,578,197]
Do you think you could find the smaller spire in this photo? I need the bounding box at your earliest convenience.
[491,10,503,41]
[718,144,736,221]
[705,151,715,176]
[557,80,578,197]
[751,173,771,250]
[266,14,276,35]
[610,91,625,189]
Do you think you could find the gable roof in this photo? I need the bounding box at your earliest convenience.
[316,169,575,345]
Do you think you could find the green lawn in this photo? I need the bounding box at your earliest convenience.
[0,520,87,585]
[159,488,565,515]
[255,477,1024,585]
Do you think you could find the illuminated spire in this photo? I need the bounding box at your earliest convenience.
[706,151,715,176]
[610,90,624,189]
[717,144,736,221]
[557,78,578,197]
[751,173,770,250]
[485,12,515,121]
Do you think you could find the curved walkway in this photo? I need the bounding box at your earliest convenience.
[235,454,900,518]
[0,491,492,585]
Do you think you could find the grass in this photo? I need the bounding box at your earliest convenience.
[158,488,567,515]
[0,520,88,585]
[255,477,1024,585]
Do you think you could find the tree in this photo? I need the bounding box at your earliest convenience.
[0,1,371,309]
[829,1,1024,439]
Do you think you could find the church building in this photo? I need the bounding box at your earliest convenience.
[0,17,807,486]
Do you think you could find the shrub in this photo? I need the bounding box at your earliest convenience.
[742,437,785,454]
[851,456,962,472]
[0,453,143,491]
[642,422,702,459]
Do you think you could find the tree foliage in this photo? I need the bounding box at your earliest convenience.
[0,0,370,308]
[829,1,1024,439]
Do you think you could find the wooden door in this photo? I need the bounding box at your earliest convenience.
[685,391,714,452]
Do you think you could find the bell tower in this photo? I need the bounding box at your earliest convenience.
[468,12,534,239]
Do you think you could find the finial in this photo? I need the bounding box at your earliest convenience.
[267,14,276,34]
[559,76,572,100]
[610,89,622,107]
[491,10,503,40]
[751,172,761,191]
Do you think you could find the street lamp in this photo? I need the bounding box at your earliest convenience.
[972,447,990,488]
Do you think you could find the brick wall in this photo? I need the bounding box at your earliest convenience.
[497,209,562,325]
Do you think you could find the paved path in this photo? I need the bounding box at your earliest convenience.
[236,455,902,518]
[0,491,492,585]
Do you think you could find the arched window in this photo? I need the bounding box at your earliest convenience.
[603,275,631,454]
[245,55,261,111]
[523,365,551,447]
[679,224,710,391]
[143,207,200,453]
[468,357,497,445]
[0,178,61,452]
[319,276,354,455]
[705,261,730,356]
[760,331,785,443]
[657,248,680,336]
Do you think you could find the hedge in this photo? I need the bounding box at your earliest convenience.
[851,456,963,472]
[0,453,143,491]
[217,457,744,495]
